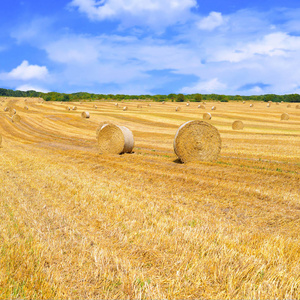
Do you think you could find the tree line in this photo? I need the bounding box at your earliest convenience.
[0,88,299,103]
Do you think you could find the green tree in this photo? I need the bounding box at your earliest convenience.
[176,93,185,102]
[194,94,202,102]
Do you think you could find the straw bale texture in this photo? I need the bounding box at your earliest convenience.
[174,120,221,163]
[281,113,289,120]
[97,124,134,154]
[12,114,21,122]
[96,121,113,138]
[203,112,212,120]
[232,120,244,130]
[81,111,90,118]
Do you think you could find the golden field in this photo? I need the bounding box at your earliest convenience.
[0,97,300,299]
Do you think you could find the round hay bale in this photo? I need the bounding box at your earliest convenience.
[296,105,300,109]
[175,106,181,112]
[137,104,143,108]
[287,104,291,108]
[203,112,212,120]
[24,106,29,110]
[4,107,9,112]
[232,120,244,130]
[281,113,289,120]
[97,124,134,154]
[66,106,71,110]
[250,104,253,107]
[148,103,151,107]
[276,102,279,105]
[12,114,21,122]
[9,108,16,116]
[267,103,271,107]
[96,121,113,138]
[162,101,165,104]
[81,111,90,118]
[174,120,221,163]
[198,104,205,109]
[94,105,97,109]
[123,106,128,111]
[243,101,245,104]
[211,106,216,110]
[72,106,77,110]
[115,103,119,107]
[186,103,190,106]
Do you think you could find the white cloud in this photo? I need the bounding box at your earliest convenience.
[181,78,227,94]
[5,60,48,80]
[16,84,50,93]
[197,12,224,31]
[69,0,197,28]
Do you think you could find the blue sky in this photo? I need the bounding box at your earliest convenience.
[0,0,300,95]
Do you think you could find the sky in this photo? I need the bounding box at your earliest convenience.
[0,0,300,95]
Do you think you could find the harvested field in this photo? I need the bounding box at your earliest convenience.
[0,97,300,299]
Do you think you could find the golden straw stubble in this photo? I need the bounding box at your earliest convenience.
[97,124,134,154]
[174,120,221,163]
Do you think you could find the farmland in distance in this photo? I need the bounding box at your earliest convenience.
[0,97,300,299]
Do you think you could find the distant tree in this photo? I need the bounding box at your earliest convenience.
[176,93,185,102]
[194,94,202,102]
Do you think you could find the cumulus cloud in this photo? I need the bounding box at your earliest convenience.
[69,0,197,28]
[181,78,227,94]
[4,60,48,81]
[16,84,50,93]
[197,12,224,31]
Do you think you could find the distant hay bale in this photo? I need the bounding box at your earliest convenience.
[296,105,300,109]
[137,104,143,108]
[250,104,253,107]
[148,103,151,107]
[81,111,90,118]
[174,120,221,163]
[4,107,9,112]
[175,106,181,111]
[186,103,190,106]
[267,103,271,107]
[198,104,205,109]
[24,99,27,102]
[211,106,216,110]
[94,105,97,109]
[276,102,279,105]
[123,106,128,111]
[12,114,21,122]
[24,106,29,110]
[281,113,289,120]
[232,120,244,130]
[97,124,134,154]
[203,112,212,120]
[66,106,71,110]
[80,102,82,105]
[96,121,113,138]
[115,103,119,107]
[162,101,165,104]
[72,106,77,110]
[287,104,291,108]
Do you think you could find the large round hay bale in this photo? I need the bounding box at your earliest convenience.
[174,120,221,163]
[296,105,300,109]
[203,112,211,120]
[250,104,253,107]
[232,120,244,130]
[97,124,134,154]
[175,106,181,111]
[123,106,128,111]
[12,114,21,122]
[81,111,90,118]
[281,113,289,120]
[96,121,113,138]
[211,106,216,110]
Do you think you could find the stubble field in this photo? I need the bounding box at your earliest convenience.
[0,97,300,299]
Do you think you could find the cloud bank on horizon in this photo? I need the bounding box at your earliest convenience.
[0,0,300,95]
